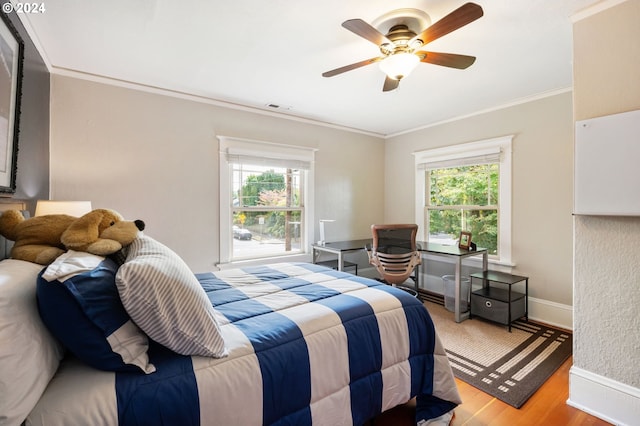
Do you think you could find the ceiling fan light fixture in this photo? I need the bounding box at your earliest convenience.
[322,3,483,91]
[379,52,419,80]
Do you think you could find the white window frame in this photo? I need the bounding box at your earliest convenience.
[413,135,513,267]
[218,136,316,268]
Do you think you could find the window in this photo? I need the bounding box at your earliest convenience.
[427,164,499,253]
[231,165,302,259]
[218,136,316,266]
[414,136,512,265]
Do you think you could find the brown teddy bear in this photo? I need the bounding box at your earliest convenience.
[0,208,145,265]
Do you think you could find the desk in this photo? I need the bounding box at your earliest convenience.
[312,240,488,323]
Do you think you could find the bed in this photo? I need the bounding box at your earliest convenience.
[0,232,460,426]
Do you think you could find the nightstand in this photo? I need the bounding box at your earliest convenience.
[469,271,528,332]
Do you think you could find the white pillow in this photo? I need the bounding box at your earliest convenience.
[115,235,227,357]
[0,259,64,426]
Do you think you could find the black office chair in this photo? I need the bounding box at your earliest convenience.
[366,224,421,294]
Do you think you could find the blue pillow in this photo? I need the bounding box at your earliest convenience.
[37,257,155,374]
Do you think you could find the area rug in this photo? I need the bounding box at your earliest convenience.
[422,293,572,408]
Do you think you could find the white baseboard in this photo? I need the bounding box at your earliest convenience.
[527,296,573,330]
[568,366,640,426]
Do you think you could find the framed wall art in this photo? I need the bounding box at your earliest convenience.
[0,12,24,193]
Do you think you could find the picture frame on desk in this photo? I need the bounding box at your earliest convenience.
[458,231,472,250]
[0,12,24,194]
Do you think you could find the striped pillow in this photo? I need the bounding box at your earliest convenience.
[115,235,227,357]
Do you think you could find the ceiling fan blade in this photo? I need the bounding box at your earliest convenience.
[417,51,476,69]
[342,19,392,46]
[322,57,382,77]
[382,76,399,92]
[410,2,483,46]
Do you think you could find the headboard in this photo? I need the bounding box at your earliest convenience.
[0,210,29,260]
[0,234,11,260]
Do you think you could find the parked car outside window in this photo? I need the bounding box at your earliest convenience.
[233,226,252,240]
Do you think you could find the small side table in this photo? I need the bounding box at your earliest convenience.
[469,271,528,332]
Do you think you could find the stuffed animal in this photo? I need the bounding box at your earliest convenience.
[0,208,145,265]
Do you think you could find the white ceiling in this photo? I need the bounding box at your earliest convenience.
[20,0,597,137]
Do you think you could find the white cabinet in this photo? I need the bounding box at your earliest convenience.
[574,109,640,216]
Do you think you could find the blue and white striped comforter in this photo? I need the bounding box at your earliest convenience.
[27,262,460,425]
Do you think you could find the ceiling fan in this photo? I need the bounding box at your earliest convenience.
[322,2,484,92]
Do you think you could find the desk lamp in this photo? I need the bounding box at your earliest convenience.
[318,219,335,245]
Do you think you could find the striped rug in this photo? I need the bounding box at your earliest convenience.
[422,293,572,408]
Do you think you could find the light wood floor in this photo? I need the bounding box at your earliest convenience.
[374,356,612,425]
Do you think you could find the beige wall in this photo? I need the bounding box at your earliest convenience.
[572,0,640,395]
[50,73,577,315]
[50,75,385,272]
[384,92,574,312]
